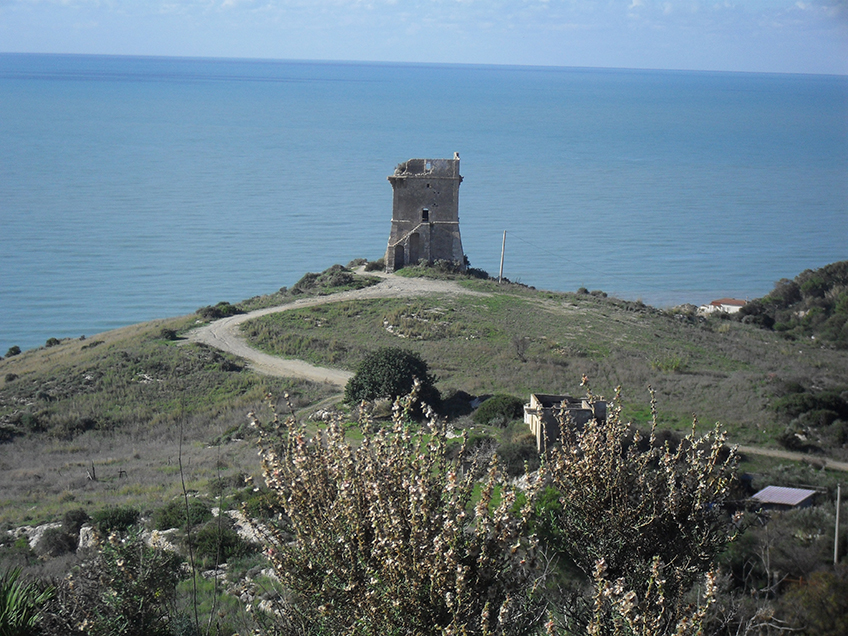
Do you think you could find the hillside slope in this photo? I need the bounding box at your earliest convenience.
[1,263,847,527]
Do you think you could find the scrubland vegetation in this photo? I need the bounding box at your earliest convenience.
[1,261,847,634]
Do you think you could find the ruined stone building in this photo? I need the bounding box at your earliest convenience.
[524,394,608,453]
[385,155,465,272]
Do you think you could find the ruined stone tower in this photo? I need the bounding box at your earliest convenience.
[385,155,465,272]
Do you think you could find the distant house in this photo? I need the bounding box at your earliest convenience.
[524,393,607,453]
[698,298,747,315]
[751,485,817,510]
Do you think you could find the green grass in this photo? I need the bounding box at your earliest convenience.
[239,287,848,445]
[2,266,848,529]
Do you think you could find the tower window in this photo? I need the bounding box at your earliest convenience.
[421,208,429,222]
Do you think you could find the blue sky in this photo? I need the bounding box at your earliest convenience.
[1,1,846,74]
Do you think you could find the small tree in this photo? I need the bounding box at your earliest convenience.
[542,379,738,635]
[344,347,440,407]
[246,388,545,635]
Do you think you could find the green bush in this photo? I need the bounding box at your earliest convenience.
[91,506,140,534]
[773,388,848,420]
[779,567,848,635]
[196,301,242,320]
[4,346,21,358]
[192,521,257,565]
[153,499,212,531]
[473,394,525,426]
[344,347,440,408]
[498,437,541,476]
[364,257,385,272]
[45,337,61,348]
[241,489,276,520]
[62,508,90,536]
[35,527,77,557]
[93,529,186,636]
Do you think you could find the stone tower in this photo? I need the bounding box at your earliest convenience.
[385,155,465,272]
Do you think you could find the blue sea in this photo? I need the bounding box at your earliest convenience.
[1,53,847,353]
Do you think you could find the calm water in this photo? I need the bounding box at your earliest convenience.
[1,53,846,353]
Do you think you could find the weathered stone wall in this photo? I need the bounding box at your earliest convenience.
[385,156,465,272]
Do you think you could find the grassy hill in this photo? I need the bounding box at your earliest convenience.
[1,262,847,528]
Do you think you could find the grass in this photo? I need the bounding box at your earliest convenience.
[0,316,337,527]
[2,265,848,530]
[240,287,848,446]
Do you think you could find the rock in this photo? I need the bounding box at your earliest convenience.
[22,522,62,550]
[77,525,97,552]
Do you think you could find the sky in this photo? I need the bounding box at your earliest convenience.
[0,1,846,75]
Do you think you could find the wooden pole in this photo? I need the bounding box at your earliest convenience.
[498,231,506,283]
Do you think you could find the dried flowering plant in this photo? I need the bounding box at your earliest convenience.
[247,383,546,635]
[544,379,738,635]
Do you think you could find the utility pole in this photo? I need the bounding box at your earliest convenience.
[498,231,506,283]
[836,483,842,566]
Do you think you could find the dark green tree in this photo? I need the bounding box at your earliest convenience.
[344,347,440,408]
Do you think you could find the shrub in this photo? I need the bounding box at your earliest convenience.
[192,521,257,565]
[35,527,77,557]
[88,530,185,636]
[344,347,440,408]
[159,328,178,341]
[364,257,385,272]
[291,271,319,293]
[542,382,738,635]
[246,391,545,635]
[62,509,90,537]
[5,346,20,357]
[196,301,242,320]
[773,389,848,420]
[473,394,525,426]
[439,388,475,418]
[153,499,212,531]
[498,437,541,476]
[45,337,61,348]
[778,566,848,635]
[91,506,140,534]
[241,489,276,520]
[0,567,53,635]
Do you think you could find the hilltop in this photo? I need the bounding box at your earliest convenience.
[1,261,847,528]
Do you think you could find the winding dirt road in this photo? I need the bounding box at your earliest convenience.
[188,271,488,387]
[190,271,848,472]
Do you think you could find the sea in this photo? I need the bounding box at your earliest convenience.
[1,53,846,354]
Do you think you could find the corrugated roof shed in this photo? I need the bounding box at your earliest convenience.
[752,485,816,508]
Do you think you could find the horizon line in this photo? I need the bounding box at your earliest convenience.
[2,50,846,79]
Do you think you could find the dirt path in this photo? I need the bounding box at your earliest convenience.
[188,271,488,387]
[189,273,848,472]
[736,445,848,473]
